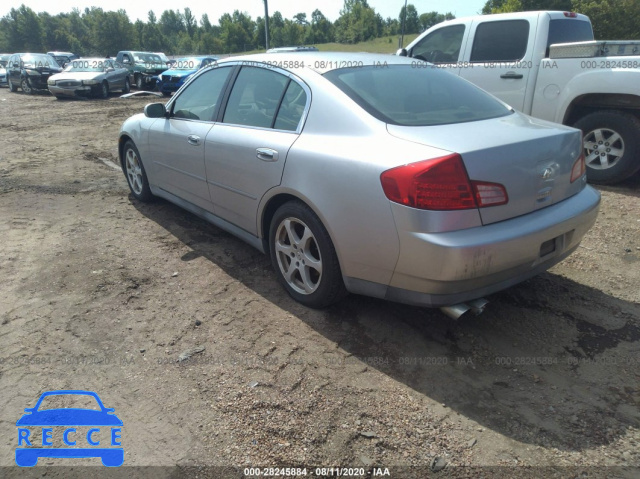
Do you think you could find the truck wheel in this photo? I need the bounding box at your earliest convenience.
[574,110,640,184]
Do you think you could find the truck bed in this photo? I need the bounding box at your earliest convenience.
[550,40,640,58]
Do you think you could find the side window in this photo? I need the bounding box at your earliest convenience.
[122,54,131,63]
[223,67,289,128]
[410,25,465,64]
[470,20,530,62]
[172,66,232,121]
[274,81,307,131]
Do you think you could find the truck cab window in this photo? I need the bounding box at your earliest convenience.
[410,25,465,64]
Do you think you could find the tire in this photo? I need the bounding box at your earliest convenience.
[21,77,33,94]
[99,81,109,99]
[135,74,143,90]
[269,201,346,308]
[573,110,640,184]
[122,140,154,202]
[122,77,130,94]
[8,77,17,92]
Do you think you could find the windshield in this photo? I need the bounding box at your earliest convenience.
[21,54,59,68]
[64,59,111,72]
[324,65,512,126]
[133,53,163,64]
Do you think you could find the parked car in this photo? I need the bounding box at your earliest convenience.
[399,11,640,184]
[6,53,62,94]
[118,53,600,314]
[267,46,319,53]
[156,56,217,96]
[0,54,9,87]
[115,51,168,89]
[47,58,130,99]
[46,51,79,68]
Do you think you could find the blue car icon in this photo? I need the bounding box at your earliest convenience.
[16,390,123,467]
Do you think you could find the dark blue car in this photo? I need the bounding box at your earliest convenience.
[156,56,217,96]
[16,390,123,467]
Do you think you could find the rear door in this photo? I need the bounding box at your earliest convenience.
[205,65,309,234]
[459,18,536,112]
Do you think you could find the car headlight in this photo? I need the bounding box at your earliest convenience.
[47,79,56,85]
[82,80,99,85]
[25,69,41,76]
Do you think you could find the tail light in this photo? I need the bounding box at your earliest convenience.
[570,152,586,182]
[563,12,578,17]
[380,154,508,211]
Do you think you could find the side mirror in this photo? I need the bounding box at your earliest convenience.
[144,103,167,118]
[396,48,408,57]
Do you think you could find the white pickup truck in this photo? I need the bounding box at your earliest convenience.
[399,11,640,184]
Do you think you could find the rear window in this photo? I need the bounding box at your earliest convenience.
[323,65,512,126]
[547,19,594,56]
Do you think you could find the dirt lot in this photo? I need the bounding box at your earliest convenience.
[0,86,639,478]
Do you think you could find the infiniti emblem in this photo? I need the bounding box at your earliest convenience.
[541,167,554,179]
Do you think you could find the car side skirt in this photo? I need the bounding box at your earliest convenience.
[150,186,266,254]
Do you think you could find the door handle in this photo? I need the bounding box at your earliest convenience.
[187,135,200,145]
[500,72,524,79]
[256,148,279,162]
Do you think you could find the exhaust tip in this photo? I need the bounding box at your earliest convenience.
[440,303,472,320]
[440,298,489,319]
[468,298,489,315]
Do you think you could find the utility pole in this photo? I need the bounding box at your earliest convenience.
[264,0,270,51]
[399,0,408,48]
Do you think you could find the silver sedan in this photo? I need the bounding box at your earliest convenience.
[118,53,600,314]
[48,58,130,99]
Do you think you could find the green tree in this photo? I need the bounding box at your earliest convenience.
[399,4,420,34]
[335,0,380,43]
[483,0,572,14]
[3,5,45,52]
[419,12,455,31]
[572,0,640,39]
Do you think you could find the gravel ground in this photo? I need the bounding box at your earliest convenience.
[0,87,639,478]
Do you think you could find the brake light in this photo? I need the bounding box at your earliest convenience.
[563,12,578,17]
[380,154,508,210]
[570,152,586,182]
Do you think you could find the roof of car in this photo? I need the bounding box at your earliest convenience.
[217,51,416,75]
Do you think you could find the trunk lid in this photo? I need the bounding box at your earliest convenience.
[387,112,584,225]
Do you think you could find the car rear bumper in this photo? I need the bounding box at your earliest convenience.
[344,186,600,307]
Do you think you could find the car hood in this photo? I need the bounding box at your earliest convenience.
[162,69,196,77]
[50,72,104,82]
[16,408,123,426]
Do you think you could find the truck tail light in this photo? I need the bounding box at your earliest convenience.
[380,154,508,210]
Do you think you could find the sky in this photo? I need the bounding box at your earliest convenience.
[4,0,486,24]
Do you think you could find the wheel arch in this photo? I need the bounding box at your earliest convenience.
[118,134,133,171]
[564,93,640,125]
[258,191,342,266]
